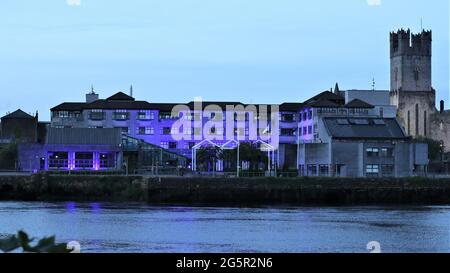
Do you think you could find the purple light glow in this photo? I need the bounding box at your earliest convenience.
[90,203,101,213]
[65,202,76,213]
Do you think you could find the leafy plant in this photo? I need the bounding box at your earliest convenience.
[0,230,72,253]
[0,142,18,170]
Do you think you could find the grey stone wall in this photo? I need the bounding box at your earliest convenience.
[390,90,436,138]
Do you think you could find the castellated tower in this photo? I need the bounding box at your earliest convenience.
[390,29,436,138]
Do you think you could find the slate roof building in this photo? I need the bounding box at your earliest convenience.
[46,85,428,177]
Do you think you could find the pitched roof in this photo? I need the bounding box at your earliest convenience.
[1,109,35,119]
[279,103,304,111]
[344,99,374,108]
[86,99,152,110]
[51,103,86,111]
[304,91,345,106]
[106,92,135,101]
[323,117,408,140]
[308,99,341,108]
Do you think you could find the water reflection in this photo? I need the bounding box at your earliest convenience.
[0,202,448,253]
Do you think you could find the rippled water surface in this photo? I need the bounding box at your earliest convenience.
[0,202,449,253]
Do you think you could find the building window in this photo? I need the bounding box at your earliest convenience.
[319,165,329,176]
[168,142,177,149]
[188,142,196,149]
[137,127,154,135]
[48,152,68,169]
[308,110,313,120]
[89,110,105,121]
[184,127,192,135]
[380,148,393,157]
[75,152,93,169]
[113,110,129,120]
[160,142,169,149]
[281,113,295,122]
[366,148,379,157]
[424,110,427,136]
[302,112,307,121]
[53,111,80,118]
[307,126,312,134]
[307,164,317,176]
[414,66,420,81]
[381,165,394,177]
[415,104,419,136]
[116,127,129,134]
[159,112,174,120]
[161,127,171,135]
[137,111,154,120]
[100,153,115,169]
[184,112,193,120]
[366,164,379,177]
[407,111,410,135]
[193,127,202,136]
[234,128,244,136]
[303,127,307,135]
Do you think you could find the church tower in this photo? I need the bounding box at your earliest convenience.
[390,29,435,138]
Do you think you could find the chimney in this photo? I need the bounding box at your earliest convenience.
[334,83,340,95]
[86,85,99,103]
[440,100,444,114]
[130,85,133,98]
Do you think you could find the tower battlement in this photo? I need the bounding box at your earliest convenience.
[390,29,432,57]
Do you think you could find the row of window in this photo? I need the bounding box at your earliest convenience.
[366,147,394,157]
[133,127,271,136]
[298,164,394,177]
[366,164,394,177]
[55,110,310,122]
[160,141,196,150]
[279,126,316,137]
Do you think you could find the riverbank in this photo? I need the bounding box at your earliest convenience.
[1,174,450,205]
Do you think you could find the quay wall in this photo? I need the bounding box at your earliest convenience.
[1,174,450,205]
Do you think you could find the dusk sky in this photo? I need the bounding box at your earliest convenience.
[0,0,448,120]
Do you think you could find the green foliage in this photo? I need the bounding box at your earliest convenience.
[237,142,268,171]
[414,137,443,161]
[0,142,18,170]
[0,230,71,253]
[196,146,223,171]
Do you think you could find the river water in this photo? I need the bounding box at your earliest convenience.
[0,202,449,253]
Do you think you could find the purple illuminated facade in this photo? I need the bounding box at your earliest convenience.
[47,88,399,171]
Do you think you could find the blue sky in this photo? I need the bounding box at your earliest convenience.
[0,0,448,120]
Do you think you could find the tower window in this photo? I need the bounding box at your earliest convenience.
[414,66,420,81]
[407,111,410,135]
[424,111,427,136]
[415,104,419,136]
